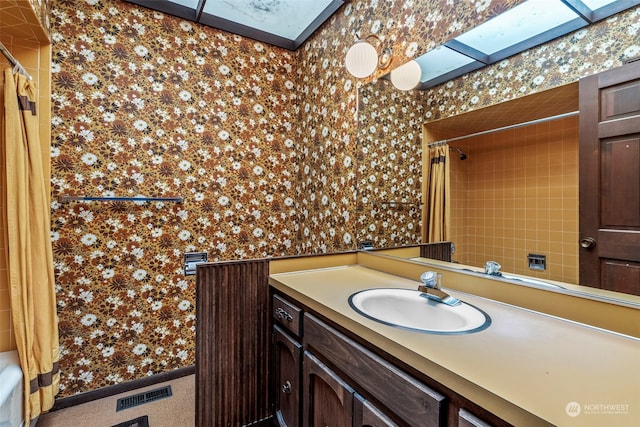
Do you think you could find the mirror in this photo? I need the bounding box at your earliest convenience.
[355,79,424,249]
[354,78,640,308]
[366,245,640,309]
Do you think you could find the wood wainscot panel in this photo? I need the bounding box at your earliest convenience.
[196,259,271,427]
[419,242,453,262]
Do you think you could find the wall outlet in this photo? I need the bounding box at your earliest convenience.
[528,253,546,271]
[359,241,374,250]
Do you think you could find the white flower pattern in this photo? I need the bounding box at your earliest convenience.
[49,0,640,397]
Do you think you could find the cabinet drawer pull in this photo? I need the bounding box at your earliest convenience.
[282,380,292,394]
[276,307,293,322]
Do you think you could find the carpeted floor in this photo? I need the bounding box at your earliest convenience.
[36,375,194,427]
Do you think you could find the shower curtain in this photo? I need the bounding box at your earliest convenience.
[2,69,60,422]
[422,143,450,242]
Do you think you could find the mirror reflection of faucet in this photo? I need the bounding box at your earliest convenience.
[484,261,502,276]
[418,271,461,306]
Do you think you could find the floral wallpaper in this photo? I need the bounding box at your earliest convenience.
[356,79,424,247]
[30,0,51,34]
[50,0,640,397]
[50,0,301,395]
[419,7,640,122]
[296,0,525,254]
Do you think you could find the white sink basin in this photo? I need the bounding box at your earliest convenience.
[349,288,491,334]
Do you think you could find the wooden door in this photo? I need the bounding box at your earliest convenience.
[303,351,354,427]
[274,326,302,427]
[579,60,640,295]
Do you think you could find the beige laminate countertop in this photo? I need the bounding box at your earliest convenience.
[270,264,640,427]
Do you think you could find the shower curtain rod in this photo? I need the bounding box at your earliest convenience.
[0,42,32,80]
[427,110,579,147]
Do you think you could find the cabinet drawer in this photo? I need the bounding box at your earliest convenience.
[304,313,445,427]
[273,294,302,336]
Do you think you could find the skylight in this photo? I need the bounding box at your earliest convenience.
[125,0,344,50]
[414,46,483,87]
[413,0,640,89]
[202,0,337,42]
[453,0,585,58]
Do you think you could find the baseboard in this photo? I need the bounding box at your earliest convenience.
[50,365,195,412]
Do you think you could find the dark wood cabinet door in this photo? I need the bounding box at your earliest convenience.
[303,351,354,427]
[274,325,302,427]
[458,409,493,427]
[579,60,640,295]
[353,393,398,427]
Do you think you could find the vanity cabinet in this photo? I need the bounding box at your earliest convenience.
[272,291,506,427]
[272,294,304,427]
[273,325,302,427]
[302,349,402,427]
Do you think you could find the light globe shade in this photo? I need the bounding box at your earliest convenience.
[390,60,422,90]
[345,41,379,78]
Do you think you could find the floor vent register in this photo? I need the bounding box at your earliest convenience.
[116,385,173,411]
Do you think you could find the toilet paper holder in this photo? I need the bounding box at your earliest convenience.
[184,252,208,276]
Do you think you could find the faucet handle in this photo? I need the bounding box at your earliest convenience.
[420,271,438,288]
[485,261,502,275]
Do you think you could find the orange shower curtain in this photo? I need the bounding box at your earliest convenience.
[422,143,450,242]
[2,69,60,422]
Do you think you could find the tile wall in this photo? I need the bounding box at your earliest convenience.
[449,116,579,283]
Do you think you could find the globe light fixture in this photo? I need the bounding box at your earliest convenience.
[390,60,422,90]
[345,35,392,79]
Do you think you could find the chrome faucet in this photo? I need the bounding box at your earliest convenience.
[418,271,460,306]
[484,261,502,276]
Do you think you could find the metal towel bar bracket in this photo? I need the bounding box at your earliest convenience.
[59,195,184,203]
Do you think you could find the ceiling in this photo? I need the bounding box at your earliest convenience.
[424,82,579,141]
[0,0,50,42]
[123,0,344,50]
[124,1,640,90]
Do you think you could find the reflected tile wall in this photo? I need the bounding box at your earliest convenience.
[450,116,579,283]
